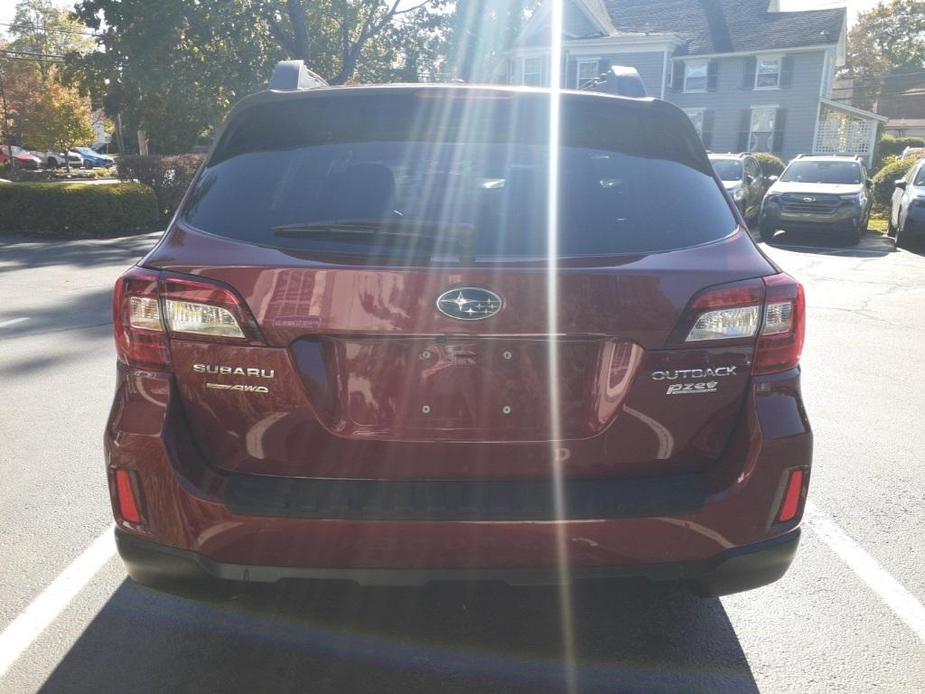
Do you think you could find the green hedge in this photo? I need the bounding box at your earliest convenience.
[0,182,159,236]
[753,152,786,178]
[871,157,918,211]
[876,135,925,168]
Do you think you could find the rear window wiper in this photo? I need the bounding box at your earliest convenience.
[272,220,477,260]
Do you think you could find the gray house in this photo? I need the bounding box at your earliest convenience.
[499,0,886,165]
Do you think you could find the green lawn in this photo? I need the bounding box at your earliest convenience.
[868,211,889,234]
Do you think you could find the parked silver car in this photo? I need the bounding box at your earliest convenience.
[709,153,768,222]
[889,157,925,249]
[43,150,84,169]
[759,155,872,246]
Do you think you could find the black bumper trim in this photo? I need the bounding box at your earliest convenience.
[223,474,707,522]
[115,527,800,597]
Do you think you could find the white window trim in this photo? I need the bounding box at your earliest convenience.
[576,58,600,89]
[684,108,706,137]
[684,60,709,93]
[749,105,779,152]
[754,54,783,91]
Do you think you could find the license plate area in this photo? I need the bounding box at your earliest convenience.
[325,337,617,441]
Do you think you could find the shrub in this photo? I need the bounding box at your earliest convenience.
[876,135,925,168]
[753,152,786,178]
[0,182,159,236]
[117,154,204,221]
[871,156,919,210]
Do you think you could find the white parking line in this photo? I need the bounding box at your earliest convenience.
[805,502,925,643]
[767,244,890,257]
[0,525,115,680]
[0,317,29,329]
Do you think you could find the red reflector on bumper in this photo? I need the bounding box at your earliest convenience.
[115,469,142,524]
[777,469,805,523]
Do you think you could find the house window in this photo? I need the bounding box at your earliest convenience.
[577,59,599,89]
[684,61,709,92]
[749,107,778,152]
[523,56,546,86]
[755,55,782,89]
[684,109,705,138]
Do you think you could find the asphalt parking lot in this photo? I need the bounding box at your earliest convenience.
[0,230,923,693]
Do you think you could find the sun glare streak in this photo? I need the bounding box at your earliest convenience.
[545,1,577,693]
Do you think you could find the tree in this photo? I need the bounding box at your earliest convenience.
[19,76,94,172]
[7,0,94,80]
[70,0,284,154]
[844,0,925,110]
[448,0,539,82]
[0,51,45,143]
[68,0,453,153]
[258,0,449,85]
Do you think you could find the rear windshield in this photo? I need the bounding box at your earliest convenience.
[781,161,862,185]
[711,159,743,181]
[183,91,736,261]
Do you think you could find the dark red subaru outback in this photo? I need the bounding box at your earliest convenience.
[107,63,810,597]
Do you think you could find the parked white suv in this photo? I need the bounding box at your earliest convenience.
[759,155,872,246]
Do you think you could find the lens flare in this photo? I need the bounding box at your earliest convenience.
[545,2,577,692]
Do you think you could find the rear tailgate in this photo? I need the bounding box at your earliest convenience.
[152,227,772,480]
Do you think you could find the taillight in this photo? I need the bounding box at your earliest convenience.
[670,279,765,344]
[113,267,170,368]
[753,273,805,375]
[671,274,805,375]
[113,267,265,369]
[160,273,264,345]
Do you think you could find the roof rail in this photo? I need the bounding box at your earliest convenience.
[582,65,648,98]
[796,153,864,161]
[269,60,328,91]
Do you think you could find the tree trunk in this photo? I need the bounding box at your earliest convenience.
[286,0,310,61]
[115,113,125,155]
[330,51,361,85]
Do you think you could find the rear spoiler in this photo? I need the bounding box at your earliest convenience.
[268,60,328,91]
[581,66,648,98]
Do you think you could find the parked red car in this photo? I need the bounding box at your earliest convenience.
[0,145,42,170]
[107,65,810,598]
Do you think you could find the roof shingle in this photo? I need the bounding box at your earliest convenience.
[601,0,845,55]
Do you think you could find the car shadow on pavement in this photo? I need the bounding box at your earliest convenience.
[40,578,757,694]
[0,287,113,375]
[756,230,898,258]
[0,233,162,275]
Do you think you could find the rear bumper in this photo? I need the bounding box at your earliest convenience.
[116,526,800,597]
[105,366,811,596]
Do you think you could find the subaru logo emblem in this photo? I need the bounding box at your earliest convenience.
[436,287,502,321]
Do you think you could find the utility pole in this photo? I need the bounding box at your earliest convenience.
[0,57,16,181]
